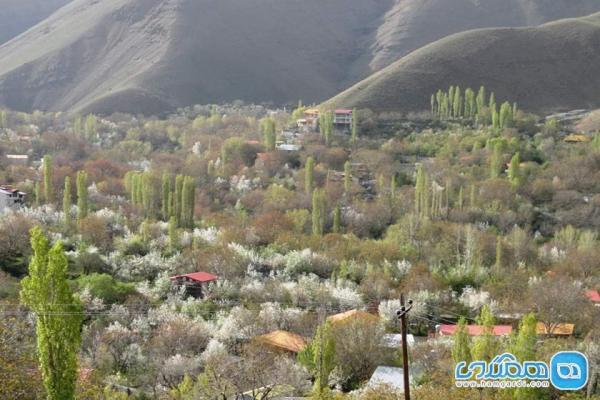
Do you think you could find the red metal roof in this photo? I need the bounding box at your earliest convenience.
[585,290,600,303]
[439,324,513,336]
[169,272,217,283]
[335,109,353,114]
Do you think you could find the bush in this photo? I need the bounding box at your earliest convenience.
[75,273,136,304]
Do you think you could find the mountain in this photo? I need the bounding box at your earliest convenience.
[371,0,600,70]
[0,0,72,45]
[328,13,600,115]
[0,0,599,114]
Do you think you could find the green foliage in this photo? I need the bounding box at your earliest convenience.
[508,152,521,187]
[63,176,72,228]
[312,188,327,236]
[414,164,429,218]
[261,117,277,151]
[305,156,315,195]
[452,317,471,364]
[298,322,336,394]
[43,155,54,204]
[351,108,358,145]
[333,204,342,234]
[76,170,89,223]
[75,273,135,304]
[169,216,179,253]
[511,313,540,400]
[471,305,498,363]
[344,161,351,194]
[20,227,83,400]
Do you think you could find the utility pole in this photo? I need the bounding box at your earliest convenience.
[396,294,413,400]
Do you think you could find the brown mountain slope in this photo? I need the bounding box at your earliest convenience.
[0,0,72,45]
[0,0,394,114]
[0,0,599,114]
[371,0,600,70]
[328,13,600,114]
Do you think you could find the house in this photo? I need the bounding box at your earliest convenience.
[255,330,307,354]
[327,309,379,325]
[367,366,407,392]
[437,324,513,337]
[585,290,600,306]
[0,185,26,210]
[381,333,415,349]
[536,323,574,337]
[169,271,217,298]
[333,109,353,127]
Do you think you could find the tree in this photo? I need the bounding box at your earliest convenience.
[261,117,276,151]
[34,182,41,207]
[181,176,196,228]
[351,108,359,146]
[169,216,179,253]
[298,322,336,395]
[174,174,184,225]
[162,173,172,220]
[390,174,397,201]
[499,101,513,129]
[20,227,83,400]
[489,141,503,178]
[312,189,326,236]
[43,155,54,204]
[77,170,89,223]
[415,164,429,218]
[471,305,497,363]
[452,317,471,364]
[63,177,72,228]
[305,157,315,195]
[476,86,486,116]
[344,161,351,194]
[333,204,342,234]
[510,313,539,400]
[508,152,521,187]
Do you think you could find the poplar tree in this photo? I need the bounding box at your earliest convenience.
[499,101,513,129]
[415,164,429,218]
[465,88,475,118]
[351,108,358,146]
[181,176,196,228]
[343,161,351,194]
[305,157,315,195]
[472,305,498,363]
[452,317,471,364]
[174,174,184,224]
[390,174,397,201]
[63,177,72,228]
[298,322,336,395]
[508,152,521,187]
[34,182,41,207]
[76,171,88,223]
[20,227,83,400]
[476,86,486,115]
[453,86,462,118]
[162,173,171,220]
[84,114,97,140]
[311,189,326,236]
[490,141,503,178]
[332,204,342,234]
[43,155,54,204]
[168,216,179,253]
[261,118,276,151]
[510,313,538,400]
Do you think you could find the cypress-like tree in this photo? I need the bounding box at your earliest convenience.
[343,161,351,194]
[415,164,429,218]
[351,108,358,146]
[174,174,184,224]
[181,176,196,228]
[261,118,276,151]
[332,204,342,234]
[452,317,471,364]
[20,227,83,400]
[390,174,397,201]
[162,173,171,221]
[510,313,539,400]
[305,157,315,195]
[499,101,513,129]
[490,141,503,178]
[76,171,88,223]
[508,152,521,187]
[297,322,336,395]
[63,177,72,228]
[34,181,41,207]
[43,155,54,204]
[453,86,462,118]
[476,86,486,115]
[311,189,326,236]
[168,216,179,253]
[472,305,498,363]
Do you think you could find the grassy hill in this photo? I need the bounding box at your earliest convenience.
[0,0,72,45]
[0,0,599,114]
[328,12,600,115]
